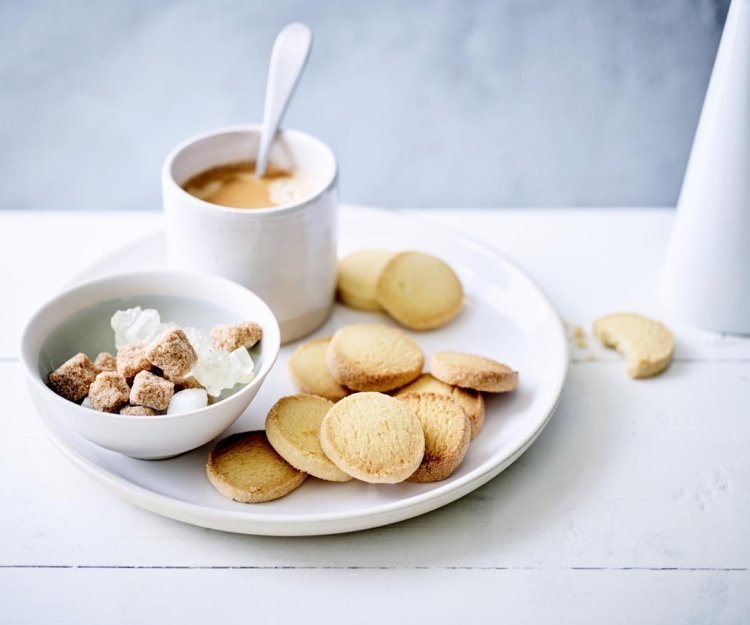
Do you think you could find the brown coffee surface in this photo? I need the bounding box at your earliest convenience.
[183,160,294,209]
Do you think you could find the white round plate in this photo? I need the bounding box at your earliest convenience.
[36,205,567,536]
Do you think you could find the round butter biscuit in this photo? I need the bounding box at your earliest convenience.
[266,395,352,482]
[430,351,518,393]
[326,323,424,392]
[288,337,351,402]
[207,431,306,503]
[376,251,463,330]
[398,392,471,483]
[337,250,396,311]
[320,392,425,484]
[394,373,485,439]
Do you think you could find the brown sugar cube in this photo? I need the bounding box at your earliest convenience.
[145,328,197,378]
[129,370,174,411]
[166,374,204,392]
[210,322,262,352]
[48,353,98,403]
[94,352,117,373]
[117,343,152,381]
[120,405,157,416]
[88,371,130,413]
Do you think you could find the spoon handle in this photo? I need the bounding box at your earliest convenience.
[255,22,313,178]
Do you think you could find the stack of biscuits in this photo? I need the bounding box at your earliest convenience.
[207,248,519,503]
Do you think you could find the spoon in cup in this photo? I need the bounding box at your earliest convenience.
[255,22,314,179]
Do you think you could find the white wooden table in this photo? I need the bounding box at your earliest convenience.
[1,208,748,624]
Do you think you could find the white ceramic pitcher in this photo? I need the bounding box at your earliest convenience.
[662,0,750,334]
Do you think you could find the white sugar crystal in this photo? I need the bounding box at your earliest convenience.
[81,397,92,409]
[111,307,162,349]
[190,349,232,397]
[190,346,255,397]
[183,326,212,358]
[229,347,255,384]
[167,388,209,415]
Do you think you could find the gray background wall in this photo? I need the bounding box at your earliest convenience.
[0,0,729,210]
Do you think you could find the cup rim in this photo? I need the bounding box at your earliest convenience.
[20,269,281,422]
[162,124,338,215]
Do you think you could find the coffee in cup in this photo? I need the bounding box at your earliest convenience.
[182,160,315,209]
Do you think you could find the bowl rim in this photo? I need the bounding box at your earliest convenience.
[20,269,281,421]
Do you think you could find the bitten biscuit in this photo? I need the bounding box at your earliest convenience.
[337,250,396,311]
[376,251,464,330]
[320,392,425,484]
[430,351,518,393]
[593,313,674,379]
[288,337,351,402]
[394,373,485,439]
[326,324,424,392]
[207,431,307,503]
[266,395,352,482]
[397,392,471,483]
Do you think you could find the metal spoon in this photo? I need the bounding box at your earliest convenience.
[255,22,313,178]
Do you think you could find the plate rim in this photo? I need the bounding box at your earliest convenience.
[34,204,569,535]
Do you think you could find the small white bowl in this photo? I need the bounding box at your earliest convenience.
[21,271,280,459]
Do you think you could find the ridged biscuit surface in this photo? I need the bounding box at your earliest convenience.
[319,392,425,484]
[326,324,424,392]
[288,337,350,401]
[394,373,485,439]
[266,395,352,482]
[430,351,518,393]
[398,392,471,483]
[593,313,674,379]
[207,431,306,503]
[376,251,463,330]
[337,250,396,311]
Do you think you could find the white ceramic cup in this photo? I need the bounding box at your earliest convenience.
[162,125,338,343]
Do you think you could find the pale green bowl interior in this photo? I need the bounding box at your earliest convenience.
[39,293,263,403]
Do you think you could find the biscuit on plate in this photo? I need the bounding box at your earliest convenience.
[326,323,424,392]
[207,431,306,503]
[320,392,425,484]
[266,395,352,482]
[394,373,485,439]
[397,392,471,483]
[288,337,350,402]
[376,251,463,330]
[593,313,674,379]
[430,351,518,393]
[337,250,396,311]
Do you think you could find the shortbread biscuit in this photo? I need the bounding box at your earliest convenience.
[593,313,674,379]
[430,351,518,393]
[207,431,307,503]
[394,373,485,439]
[320,392,425,483]
[337,250,396,311]
[288,337,350,402]
[326,324,424,392]
[376,251,464,330]
[398,392,471,483]
[266,395,352,482]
